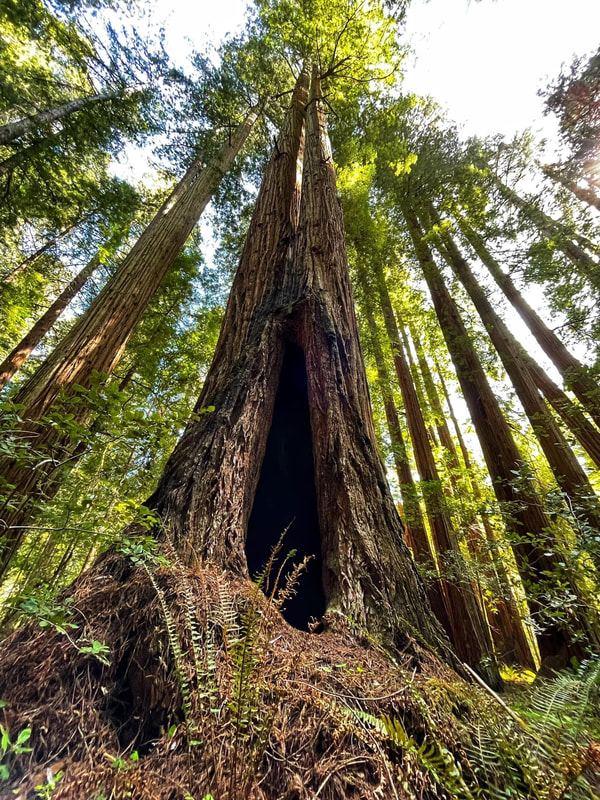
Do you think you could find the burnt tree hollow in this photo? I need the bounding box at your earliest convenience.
[246,342,326,630]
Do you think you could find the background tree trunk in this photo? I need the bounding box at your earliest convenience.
[0,91,117,147]
[400,197,593,663]
[457,212,600,427]
[426,203,600,550]
[0,250,102,389]
[0,102,263,577]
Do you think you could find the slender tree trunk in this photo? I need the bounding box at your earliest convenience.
[400,197,594,663]
[542,164,600,212]
[405,327,461,488]
[370,258,499,683]
[457,212,600,428]
[360,287,453,640]
[434,363,537,669]
[400,327,440,449]
[426,203,600,552]
[0,251,101,389]
[495,180,600,284]
[1,216,86,283]
[0,102,263,578]
[0,91,117,147]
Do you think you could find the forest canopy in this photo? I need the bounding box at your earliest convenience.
[0,1,599,798]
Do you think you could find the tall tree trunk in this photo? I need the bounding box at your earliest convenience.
[524,356,600,469]
[457,212,600,428]
[434,363,537,669]
[0,71,462,796]
[0,91,117,147]
[0,101,263,578]
[399,326,440,450]
[405,326,461,489]
[370,258,498,683]
[400,197,594,663]
[0,250,101,389]
[1,216,87,283]
[143,66,452,661]
[426,203,600,553]
[542,164,600,212]
[360,286,453,641]
[495,180,600,285]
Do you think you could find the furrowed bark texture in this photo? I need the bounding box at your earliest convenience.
[427,204,600,548]
[0,251,101,389]
[146,68,453,662]
[369,259,497,681]
[360,289,454,644]
[457,213,600,430]
[435,363,537,669]
[0,104,262,576]
[400,199,592,662]
[0,91,116,147]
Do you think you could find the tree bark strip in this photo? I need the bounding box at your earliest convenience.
[457,212,600,429]
[0,91,117,147]
[400,198,594,662]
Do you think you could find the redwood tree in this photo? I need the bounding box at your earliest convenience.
[0,102,262,576]
[0,71,456,792]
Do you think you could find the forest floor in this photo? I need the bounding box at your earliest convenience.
[0,555,599,800]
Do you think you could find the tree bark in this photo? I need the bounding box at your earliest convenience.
[495,180,600,285]
[369,257,498,682]
[542,164,600,213]
[0,91,117,147]
[0,101,263,578]
[360,287,453,641]
[142,66,453,662]
[434,363,537,669]
[400,197,594,662]
[405,326,461,488]
[457,212,600,429]
[426,203,600,554]
[0,251,101,389]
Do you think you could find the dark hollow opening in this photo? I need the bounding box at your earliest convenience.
[246,342,326,630]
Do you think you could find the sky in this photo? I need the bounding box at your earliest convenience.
[401,0,600,141]
[148,0,600,142]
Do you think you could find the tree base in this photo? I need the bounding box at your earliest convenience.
[0,556,596,799]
